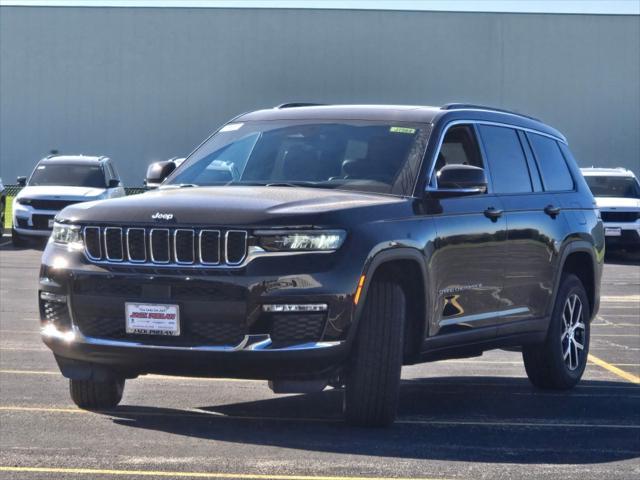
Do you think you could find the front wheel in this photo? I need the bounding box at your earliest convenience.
[344,279,405,427]
[523,274,590,389]
[69,378,125,409]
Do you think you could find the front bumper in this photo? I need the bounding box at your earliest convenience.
[13,203,58,237]
[43,325,348,380]
[602,221,640,248]
[39,241,361,380]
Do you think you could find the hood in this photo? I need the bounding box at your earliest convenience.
[17,186,107,200]
[594,197,640,210]
[59,186,407,226]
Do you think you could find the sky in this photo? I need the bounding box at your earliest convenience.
[1,0,639,15]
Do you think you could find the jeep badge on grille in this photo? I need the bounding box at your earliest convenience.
[151,212,174,221]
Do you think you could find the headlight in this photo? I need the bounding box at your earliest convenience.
[51,222,83,246]
[16,198,32,205]
[256,230,346,252]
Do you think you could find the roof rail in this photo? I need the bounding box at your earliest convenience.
[275,102,327,109]
[441,103,541,122]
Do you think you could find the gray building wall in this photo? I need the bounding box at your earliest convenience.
[1,6,638,185]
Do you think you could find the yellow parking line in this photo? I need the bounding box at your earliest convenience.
[0,346,47,351]
[0,370,58,375]
[600,295,640,303]
[0,406,87,414]
[589,354,640,384]
[0,466,451,480]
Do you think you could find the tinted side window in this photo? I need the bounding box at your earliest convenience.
[478,125,532,194]
[527,133,574,191]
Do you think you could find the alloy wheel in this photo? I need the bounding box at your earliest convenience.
[560,293,586,371]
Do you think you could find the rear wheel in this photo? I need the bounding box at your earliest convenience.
[344,279,405,427]
[69,378,125,409]
[523,274,590,389]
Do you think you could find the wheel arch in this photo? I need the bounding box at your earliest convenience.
[553,241,599,321]
[352,248,429,363]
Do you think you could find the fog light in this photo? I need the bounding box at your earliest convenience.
[262,304,328,313]
[40,291,67,303]
[41,323,75,342]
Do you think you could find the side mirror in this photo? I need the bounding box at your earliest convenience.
[16,176,27,187]
[426,164,487,198]
[107,179,121,188]
[145,161,176,189]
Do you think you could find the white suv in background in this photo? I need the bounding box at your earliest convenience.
[12,155,125,246]
[581,167,640,252]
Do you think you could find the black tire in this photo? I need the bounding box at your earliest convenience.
[11,228,27,247]
[69,378,125,409]
[523,274,590,390]
[344,279,405,427]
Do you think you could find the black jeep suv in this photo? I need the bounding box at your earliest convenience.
[40,103,604,426]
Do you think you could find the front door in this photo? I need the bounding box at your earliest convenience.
[425,124,508,337]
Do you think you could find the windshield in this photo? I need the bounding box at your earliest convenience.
[584,175,640,199]
[29,163,106,188]
[167,120,429,196]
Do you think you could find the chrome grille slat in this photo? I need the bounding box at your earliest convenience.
[104,227,124,261]
[83,227,102,260]
[126,228,147,263]
[82,227,246,267]
[199,230,221,265]
[225,230,248,265]
[150,229,171,264]
[174,229,195,264]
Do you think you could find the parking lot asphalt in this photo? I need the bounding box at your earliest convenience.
[0,237,638,480]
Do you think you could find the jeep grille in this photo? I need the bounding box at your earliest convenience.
[82,226,247,267]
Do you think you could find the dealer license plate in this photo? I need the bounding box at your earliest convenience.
[125,303,180,336]
[605,227,622,237]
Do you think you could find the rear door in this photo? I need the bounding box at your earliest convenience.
[426,124,507,337]
[477,125,570,332]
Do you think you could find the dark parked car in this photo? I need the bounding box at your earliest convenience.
[40,103,603,426]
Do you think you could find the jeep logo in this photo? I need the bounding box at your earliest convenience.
[151,212,174,221]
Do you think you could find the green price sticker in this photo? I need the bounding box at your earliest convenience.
[389,126,416,134]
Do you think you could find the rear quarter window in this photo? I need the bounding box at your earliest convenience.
[527,133,574,191]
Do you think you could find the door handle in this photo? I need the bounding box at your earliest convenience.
[544,205,561,217]
[484,207,503,221]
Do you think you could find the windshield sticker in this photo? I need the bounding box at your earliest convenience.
[390,126,416,134]
[220,123,244,132]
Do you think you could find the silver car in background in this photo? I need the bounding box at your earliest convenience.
[581,167,640,253]
[12,155,125,246]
